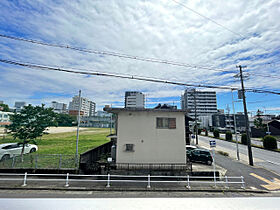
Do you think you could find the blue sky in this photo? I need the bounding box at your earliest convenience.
[0,0,280,114]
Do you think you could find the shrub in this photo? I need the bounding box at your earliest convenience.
[198,128,202,135]
[205,129,208,136]
[217,150,229,156]
[263,135,277,150]
[213,130,219,138]
[241,134,247,145]
[225,131,232,141]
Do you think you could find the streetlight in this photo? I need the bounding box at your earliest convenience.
[231,89,242,161]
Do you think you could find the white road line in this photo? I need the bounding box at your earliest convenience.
[267,161,280,166]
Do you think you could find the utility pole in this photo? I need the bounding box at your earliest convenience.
[237,65,254,166]
[231,89,240,161]
[110,104,113,134]
[76,90,81,167]
[194,89,198,145]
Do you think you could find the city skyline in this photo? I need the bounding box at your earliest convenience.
[0,0,280,114]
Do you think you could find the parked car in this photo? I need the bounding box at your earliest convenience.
[187,148,213,165]
[186,145,197,157]
[0,143,38,161]
[186,145,197,150]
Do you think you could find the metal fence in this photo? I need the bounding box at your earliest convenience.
[0,173,245,189]
[112,163,192,171]
[0,154,77,169]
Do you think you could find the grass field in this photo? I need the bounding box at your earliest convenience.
[0,127,111,155]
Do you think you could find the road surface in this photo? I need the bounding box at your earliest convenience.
[198,135,280,175]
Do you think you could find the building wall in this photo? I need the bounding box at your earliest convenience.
[116,111,186,164]
[181,89,217,118]
[51,101,67,113]
[125,91,145,108]
[14,101,26,113]
[0,111,13,126]
[212,114,246,131]
[80,115,114,128]
[69,96,95,116]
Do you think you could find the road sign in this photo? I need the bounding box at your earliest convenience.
[209,140,216,148]
[238,90,243,99]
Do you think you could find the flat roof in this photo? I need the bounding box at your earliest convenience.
[103,107,187,113]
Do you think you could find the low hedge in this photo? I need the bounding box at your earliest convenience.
[263,135,278,150]
[241,134,247,145]
[213,130,220,138]
[225,131,232,141]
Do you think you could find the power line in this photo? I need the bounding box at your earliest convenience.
[0,33,235,73]
[1,58,280,96]
[171,0,280,80]
[247,72,280,80]
[171,0,271,54]
[2,33,280,80]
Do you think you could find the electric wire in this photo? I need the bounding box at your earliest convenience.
[171,0,271,54]
[0,34,235,73]
[1,58,280,96]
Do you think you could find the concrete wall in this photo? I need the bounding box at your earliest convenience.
[116,111,186,164]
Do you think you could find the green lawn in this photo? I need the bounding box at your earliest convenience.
[0,127,111,155]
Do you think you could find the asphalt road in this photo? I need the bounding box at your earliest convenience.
[198,135,280,175]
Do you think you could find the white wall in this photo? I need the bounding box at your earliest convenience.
[116,111,186,164]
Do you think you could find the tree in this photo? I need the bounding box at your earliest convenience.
[56,113,76,126]
[263,135,277,150]
[0,103,9,112]
[254,109,265,129]
[6,104,57,161]
[254,118,265,129]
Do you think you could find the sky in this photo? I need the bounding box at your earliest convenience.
[0,0,280,114]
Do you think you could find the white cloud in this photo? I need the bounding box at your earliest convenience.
[0,0,279,110]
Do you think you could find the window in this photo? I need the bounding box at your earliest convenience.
[125,144,134,152]
[156,118,176,129]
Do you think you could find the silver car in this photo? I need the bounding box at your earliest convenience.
[0,143,38,161]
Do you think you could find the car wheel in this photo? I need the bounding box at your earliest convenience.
[207,160,212,165]
[1,154,10,161]
[30,148,36,153]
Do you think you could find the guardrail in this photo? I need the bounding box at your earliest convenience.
[0,173,245,189]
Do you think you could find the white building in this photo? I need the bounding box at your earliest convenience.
[181,89,217,118]
[104,107,186,168]
[14,101,26,113]
[0,111,13,126]
[125,91,145,108]
[51,101,67,114]
[69,96,96,116]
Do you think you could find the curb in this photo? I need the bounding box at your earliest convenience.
[0,186,268,194]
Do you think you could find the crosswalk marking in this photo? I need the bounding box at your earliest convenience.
[250,173,280,191]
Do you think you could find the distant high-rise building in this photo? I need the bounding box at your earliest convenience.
[51,101,67,114]
[14,101,26,113]
[0,101,4,104]
[69,96,96,116]
[125,91,145,108]
[181,89,217,118]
